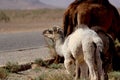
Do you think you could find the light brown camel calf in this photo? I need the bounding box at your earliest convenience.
[43,25,116,80]
[43,25,105,80]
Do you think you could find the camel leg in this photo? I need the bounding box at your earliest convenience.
[82,42,98,80]
[84,55,98,80]
[64,57,75,76]
[75,60,81,80]
[82,40,98,80]
[80,62,89,80]
[96,50,105,80]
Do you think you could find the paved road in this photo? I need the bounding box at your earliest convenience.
[0,31,46,52]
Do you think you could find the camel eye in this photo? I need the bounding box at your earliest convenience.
[49,30,53,34]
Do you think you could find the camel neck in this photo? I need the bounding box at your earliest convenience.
[55,38,64,57]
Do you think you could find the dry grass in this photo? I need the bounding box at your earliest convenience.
[35,72,73,80]
[0,68,8,79]
[108,71,120,80]
[0,9,64,33]
[5,61,20,73]
[0,59,119,80]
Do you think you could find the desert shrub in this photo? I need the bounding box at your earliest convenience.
[0,11,10,22]
[33,67,41,73]
[34,58,49,67]
[108,71,120,80]
[115,39,120,47]
[48,63,63,69]
[0,68,8,79]
[34,58,63,69]
[5,62,20,73]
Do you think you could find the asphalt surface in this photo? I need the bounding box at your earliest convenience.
[0,31,46,52]
[0,31,51,66]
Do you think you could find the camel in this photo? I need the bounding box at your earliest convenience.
[62,0,120,41]
[43,25,105,80]
[43,25,117,80]
[62,0,120,71]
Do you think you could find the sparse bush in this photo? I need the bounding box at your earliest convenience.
[108,71,120,80]
[0,11,10,22]
[5,62,20,73]
[48,63,63,69]
[0,68,8,79]
[34,58,63,69]
[33,67,41,73]
[115,39,120,47]
[34,58,48,67]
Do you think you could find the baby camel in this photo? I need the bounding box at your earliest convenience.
[43,25,104,80]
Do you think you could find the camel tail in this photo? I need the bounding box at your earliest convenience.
[93,37,103,53]
[92,37,104,68]
[92,38,105,79]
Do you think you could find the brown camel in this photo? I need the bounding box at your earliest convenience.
[62,0,120,41]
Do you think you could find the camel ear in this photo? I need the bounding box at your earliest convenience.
[53,25,62,32]
[53,26,58,32]
[43,29,49,35]
[58,28,63,33]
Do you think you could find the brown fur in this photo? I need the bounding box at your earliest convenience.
[91,27,115,79]
[62,0,120,41]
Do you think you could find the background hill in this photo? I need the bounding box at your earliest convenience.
[0,0,55,9]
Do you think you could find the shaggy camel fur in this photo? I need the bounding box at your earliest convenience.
[43,25,105,80]
[62,0,120,41]
[74,26,116,79]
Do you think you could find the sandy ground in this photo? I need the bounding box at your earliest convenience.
[0,46,50,67]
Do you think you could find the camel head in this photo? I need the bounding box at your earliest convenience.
[43,26,64,41]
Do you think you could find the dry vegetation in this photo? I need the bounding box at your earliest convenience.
[0,59,120,80]
[0,9,64,33]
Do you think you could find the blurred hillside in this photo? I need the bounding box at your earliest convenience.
[0,0,55,9]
